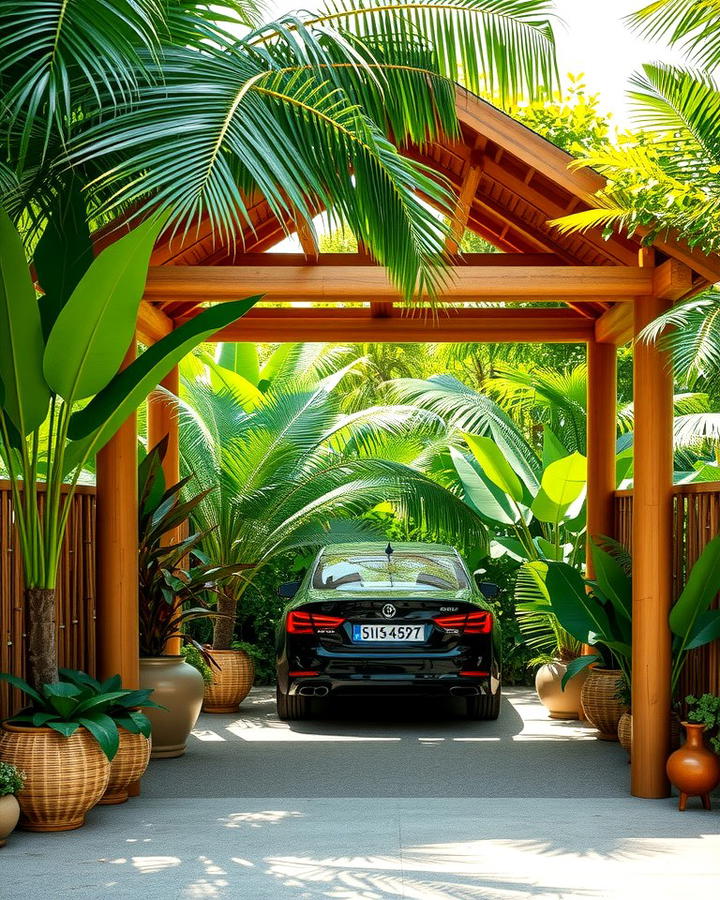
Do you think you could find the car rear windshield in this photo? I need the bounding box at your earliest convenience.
[312,552,469,592]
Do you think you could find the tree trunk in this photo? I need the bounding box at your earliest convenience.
[26,588,58,689]
[212,591,237,651]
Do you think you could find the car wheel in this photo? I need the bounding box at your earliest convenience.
[276,686,312,721]
[466,685,501,721]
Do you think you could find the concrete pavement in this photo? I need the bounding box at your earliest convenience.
[2,687,719,899]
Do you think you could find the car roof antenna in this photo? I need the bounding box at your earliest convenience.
[385,543,394,587]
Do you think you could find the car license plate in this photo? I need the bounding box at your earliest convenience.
[352,624,425,642]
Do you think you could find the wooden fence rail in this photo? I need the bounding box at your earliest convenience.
[0,481,96,718]
[1,480,719,718]
[614,483,720,698]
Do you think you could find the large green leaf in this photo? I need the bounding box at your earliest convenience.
[541,426,568,468]
[44,216,167,403]
[64,297,260,472]
[451,447,519,525]
[544,561,614,648]
[463,433,523,503]
[561,654,602,690]
[670,533,720,637]
[34,177,94,340]
[217,342,260,384]
[0,208,50,435]
[589,542,632,625]
[531,453,587,524]
[78,712,120,761]
[685,609,720,651]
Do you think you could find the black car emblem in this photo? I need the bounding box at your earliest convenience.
[381,603,396,619]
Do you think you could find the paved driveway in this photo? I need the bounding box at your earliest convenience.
[4,687,720,899]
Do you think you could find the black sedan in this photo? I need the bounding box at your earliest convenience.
[275,541,502,720]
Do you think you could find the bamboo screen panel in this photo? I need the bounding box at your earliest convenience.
[0,482,96,718]
[613,484,720,698]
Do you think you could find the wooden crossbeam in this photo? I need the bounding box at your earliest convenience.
[595,303,633,345]
[446,158,483,254]
[174,306,596,343]
[144,265,651,304]
[137,300,173,344]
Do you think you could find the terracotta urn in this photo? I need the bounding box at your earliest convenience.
[0,725,110,831]
[535,659,587,720]
[203,648,255,714]
[666,722,720,811]
[580,668,626,740]
[98,728,152,805]
[139,656,204,758]
[0,795,20,847]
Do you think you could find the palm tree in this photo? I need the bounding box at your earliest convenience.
[2,0,560,300]
[177,353,488,649]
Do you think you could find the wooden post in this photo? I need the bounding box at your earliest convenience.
[147,365,181,655]
[631,282,674,798]
[95,341,139,688]
[586,341,617,566]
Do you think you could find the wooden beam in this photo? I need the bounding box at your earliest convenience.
[595,303,633,344]
[180,307,595,343]
[95,342,139,688]
[631,290,674,799]
[446,159,483,254]
[145,265,652,304]
[653,259,693,301]
[188,252,565,268]
[137,300,173,344]
[295,218,318,259]
[147,366,181,656]
[586,341,617,552]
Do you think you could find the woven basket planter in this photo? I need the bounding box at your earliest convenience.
[0,724,110,832]
[580,668,626,741]
[618,711,632,758]
[203,649,255,714]
[99,729,151,805]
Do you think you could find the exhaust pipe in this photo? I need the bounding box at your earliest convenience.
[450,686,480,697]
[298,685,330,697]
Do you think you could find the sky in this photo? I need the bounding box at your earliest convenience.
[263,0,685,126]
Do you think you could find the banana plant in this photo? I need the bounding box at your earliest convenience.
[0,208,257,689]
[535,534,720,694]
[452,427,587,566]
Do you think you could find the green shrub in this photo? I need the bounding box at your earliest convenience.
[0,762,24,796]
[182,645,214,685]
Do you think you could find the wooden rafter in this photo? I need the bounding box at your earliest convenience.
[144,264,651,304]
[173,305,597,343]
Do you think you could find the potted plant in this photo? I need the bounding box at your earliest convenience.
[540,543,632,740]
[58,669,158,805]
[0,209,257,694]
[667,694,720,810]
[515,561,585,720]
[0,762,24,847]
[0,670,156,830]
[138,442,240,757]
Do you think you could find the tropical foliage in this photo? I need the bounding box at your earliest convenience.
[138,439,245,657]
[177,345,489,649]
[0,669,160,761]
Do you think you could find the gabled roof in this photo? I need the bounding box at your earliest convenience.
[144,85,720,289]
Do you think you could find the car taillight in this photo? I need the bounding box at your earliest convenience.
[287,610,346,634]
[433,610,492,634]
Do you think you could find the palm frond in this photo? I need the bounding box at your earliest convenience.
[627,0,720,69]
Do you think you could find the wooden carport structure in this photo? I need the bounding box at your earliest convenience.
[96,86,720,800]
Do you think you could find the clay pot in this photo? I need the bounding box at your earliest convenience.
[0,725,110,832]
[139,656,204,759]
[0,795,20,847]
[99,728,152,805]
[618,711,632,757]
[667,722,720,811]
[535,659,587,720]
[580,668,626,741]
[203,648,255,714]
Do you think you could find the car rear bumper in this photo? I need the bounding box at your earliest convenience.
[287,673,496,698]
